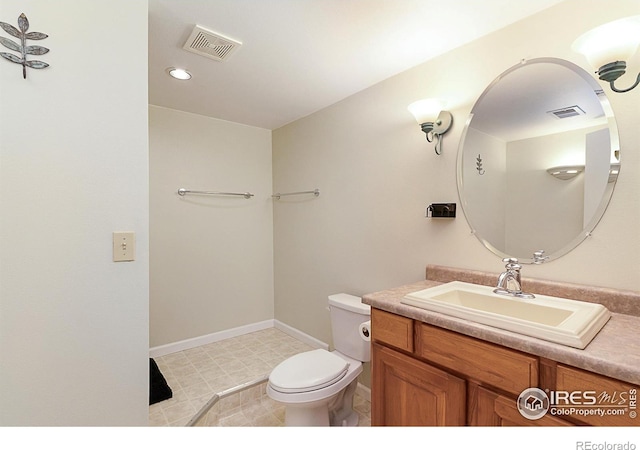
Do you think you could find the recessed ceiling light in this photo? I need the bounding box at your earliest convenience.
[166,67,192,80]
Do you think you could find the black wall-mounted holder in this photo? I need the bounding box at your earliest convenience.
[426,203,456,218]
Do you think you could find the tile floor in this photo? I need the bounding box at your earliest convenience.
[149,327,371,426]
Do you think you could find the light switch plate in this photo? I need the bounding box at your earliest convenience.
[113,232,135,262]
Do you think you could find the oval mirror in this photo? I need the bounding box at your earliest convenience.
[457,58,620,263]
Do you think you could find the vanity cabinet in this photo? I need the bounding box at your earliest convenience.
[371,308,638,427]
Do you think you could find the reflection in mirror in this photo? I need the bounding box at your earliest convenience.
[457,58,620,263]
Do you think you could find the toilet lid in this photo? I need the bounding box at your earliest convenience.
[268,349,349,394]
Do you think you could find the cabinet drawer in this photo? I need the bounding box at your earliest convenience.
[555,365,639,426]
[416,323,538,396]
[371,308,413,352]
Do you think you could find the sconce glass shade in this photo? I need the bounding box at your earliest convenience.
[408,98,446,124]
[572,16,640,70]
[571,16,640,69]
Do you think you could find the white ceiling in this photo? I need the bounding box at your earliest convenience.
[148,0,569,130]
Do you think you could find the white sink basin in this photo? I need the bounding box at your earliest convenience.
[401,281,610,349]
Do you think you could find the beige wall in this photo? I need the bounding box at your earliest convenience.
[0,0,149,425]
[273,0,640,349]
[149,106,273,348]
[505,127,595,257]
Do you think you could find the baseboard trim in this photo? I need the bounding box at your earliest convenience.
[149,319,275,358]
[273,320,329,350]
[149,319,329,357]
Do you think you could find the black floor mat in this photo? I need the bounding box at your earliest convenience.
[149,358,172,405]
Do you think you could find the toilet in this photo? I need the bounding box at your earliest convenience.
[267,293,371,426]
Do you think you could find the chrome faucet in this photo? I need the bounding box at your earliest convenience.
[493,258,535,299]
[533,250,549,265]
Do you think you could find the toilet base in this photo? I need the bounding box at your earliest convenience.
[281,379,360,427]
[328,378,359,426]
[284,401,332,426]
[333,410,359,426]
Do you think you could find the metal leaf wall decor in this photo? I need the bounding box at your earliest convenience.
[0,13,49,79]
[476,154,485,175]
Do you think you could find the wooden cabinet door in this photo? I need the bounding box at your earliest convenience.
[471,385,571,426]
[555,365,639,426]
[372,342,466,426]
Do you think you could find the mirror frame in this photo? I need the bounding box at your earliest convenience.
[456,57,620,264]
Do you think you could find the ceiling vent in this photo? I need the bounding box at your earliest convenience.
[183,25,241,62]
[547,105,586,119]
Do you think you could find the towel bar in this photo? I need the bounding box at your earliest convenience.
[178,188,254,199]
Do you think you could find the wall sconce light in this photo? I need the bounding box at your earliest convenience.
[546,165,584,180]
[407,98,453,155]
[572,15,640,93]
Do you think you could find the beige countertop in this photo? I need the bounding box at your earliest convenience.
[363,278,640,386]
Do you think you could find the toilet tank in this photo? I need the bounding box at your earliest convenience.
[328,293,371,362]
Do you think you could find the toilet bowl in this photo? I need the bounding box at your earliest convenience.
[267,349,362,426]
[267,293,370,426]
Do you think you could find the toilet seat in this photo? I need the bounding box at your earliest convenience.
[268,349,349,394]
